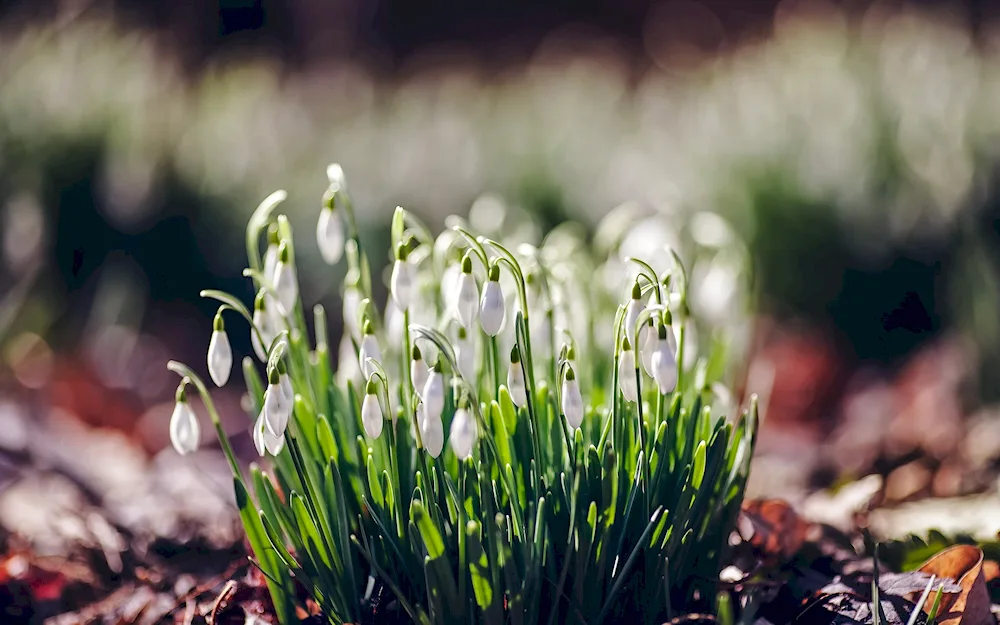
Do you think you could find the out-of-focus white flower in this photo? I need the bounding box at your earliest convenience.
[624,281,649,348]
[343,283,362,341]
[169,385,200,455]
[640,319,656,377]
[507,346,527,408]
[480,264,505,337]
[362,381,383,439]
[253,409,285,456]
[251,291,276,362]
[273,242,298,315]
[390,246,414,311]
[618,337,638,402]
[455,255,479,329]
[441,262,462,314]
[449,403,477,459]
[422,360,445,424]
[207,314,232,387]
[358,321,382,380]
[455,326,475,380]
[561,365,584,429]
[317,191,345,265]
[278,364,294,406]
[650,323,678,395]
[264,371,291,437]
[420,402,444,458]
[410,346,429,398]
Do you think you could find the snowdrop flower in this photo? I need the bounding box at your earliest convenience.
[422,359,445,424]
[640,319,656,377]
[449,401,477,459]
[361,380,383,439]
[410,346,429,398]
[624,281,649,349]
[441,261,462,313]
[251,291,275,362]
[480,264,505,336]
[207,313,232,387]
[262,225,280,283]
[273,242,298,316]
[561,365,584,429]
[169,384,200,455]
[317,188,345,265]
[277,360,294,405]
[343,282,362,340]
[455,255,479,329]
[264,369,291,437]
[455,326,475,380]
[618,337,638,403]
[358,320,382,380]
[507,346,527,408]
[420,402,445,459]
[650,322,678,395]
[390,244,414,311]
[385,299,404,345]
[253,409,285,456]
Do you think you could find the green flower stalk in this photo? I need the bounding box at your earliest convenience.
[166,165,758,625]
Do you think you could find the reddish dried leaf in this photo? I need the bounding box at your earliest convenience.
[915,545,992,625]
[741,499,813,563]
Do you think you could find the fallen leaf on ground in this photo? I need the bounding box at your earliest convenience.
[915,545,992,625]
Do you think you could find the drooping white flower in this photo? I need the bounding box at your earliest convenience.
[278,362,294,406]
[385,299,404,345]
[251,291,273,362]
[362,381,384,439]
[253,409,285,456]
[420,402,444,458]
[317,191,345,265]
[358,321,382,380]
[263,371,291,437]
[507,346,527,408]
[410,346,429,398]
[618,337,638,403]
[449,403,477,459]
[207,314,232,387]
[273,243,298,316]
[342,284,361,341]
[624,280,649,348]
[441,262,462,313]
[262,224,279,283]
[455,255,479,329]
[169,386,200,455]
[422,360,445,424]
[650,322,678,395]
[640,319,656,377]
[480,264,505,336]
[390,245,414,311]
[561,365,584,429]
[455,326,475,380]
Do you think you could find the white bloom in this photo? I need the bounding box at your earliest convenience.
[410,346,429,398]
[640,320,656,377]
[480,266,505,337]
[251,292,273,362]
[507,348,527,408]
[561,367,584,429]
[390,256,414,311]
[317,204,345,265]
[422,363,445,423]
[343,284,362,340]
[385,300,404,345]
[624,281,649,347]
[263,243,279,285]
[337,335,362,387]
[441,263,462,312]
[362,384,383,439]
[273,246,298,315]
[254,410,285,456]
[455,327,475,380]
[279,370,294,406]
[263,379,290,437]
[420,404,445,458]
[650,324,678,395]
[455,257,479,328]
[449,406,477,459]
[207,318,232,387]
[358,322,382,380]
[169,393,200,455]
[618,340,638,402]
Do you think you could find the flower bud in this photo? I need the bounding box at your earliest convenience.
[358,320,382,380]
[455,255,479,328]
[207,313,232,387]
[317,201,345,265]
[169,384,200,455]
[410,346,429,398]
[390,244,414,311]
[507,346,527,408]
[480,264,505,337]
[422,359,445,423]
[420,402,444,458]
[449,402,477,459]
[561,365,584,429]
[650,322,678,395]
[343,283,362,340]
[362,380,383,439]
[618,337,638,402]
[273,242,298,315]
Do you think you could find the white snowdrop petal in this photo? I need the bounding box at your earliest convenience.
[641,330,656,377]
[169,401,200,455]
[263,245,278,283]
[410,359,429,398]
[264,384,290,437]
[343,287,362,340]
[480,282,505,337]
[359,335,382,380]
[507,362,527,408]
[362,394,384,439]
[253,412,267,457]
[561,379,584,429]
[251,311,268,362]
[624,299,645,341]
[279,373,294,405]
[264,432,286,456]
[390,260,413,311]
[207,330,232,387]
[618,350,638,402]
[651,339,678,395]
[456,339,475,380]
[456,274,479,328]
[422,371,445,422]
[449,408,477,459]
[317,207,345,265]
[421,411,445,458]
[274,262,298,314]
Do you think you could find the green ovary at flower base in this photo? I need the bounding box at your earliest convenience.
[166,164,758,625]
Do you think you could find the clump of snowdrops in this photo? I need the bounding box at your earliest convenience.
[166,165,758,625]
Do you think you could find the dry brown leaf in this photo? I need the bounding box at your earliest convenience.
[740,499,813,563]
[915,545,993,625]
